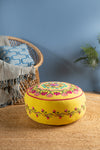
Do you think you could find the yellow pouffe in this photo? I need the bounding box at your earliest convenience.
[24,82,86,125]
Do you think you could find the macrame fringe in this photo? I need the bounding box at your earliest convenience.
[0,73,35,103]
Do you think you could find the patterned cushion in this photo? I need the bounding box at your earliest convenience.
[0,44,34,67]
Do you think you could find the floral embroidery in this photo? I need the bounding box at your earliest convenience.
[25,104,85,120]
[41,82,67,89]
[28,82,81,97]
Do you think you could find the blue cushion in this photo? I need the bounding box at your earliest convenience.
[0,44,35,67]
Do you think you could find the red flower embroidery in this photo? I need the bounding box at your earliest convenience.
[53,110,56,113]
[64,109,67,112]
[73,89,78,94]
[29,87,33,90]
[78,111,81,114]
[36,114,38,117]
[41,109,44,112]
[32,107,34,110]
[26,103,85,120]
[50,83,58,86]
[41,92,48,95]
[67,91,72,94]
[59,116,62,119]
[70,114,72,118]
[29,82,80,97]
[47,116,49,119]
[54,92,60,95]
[32,90,36,93]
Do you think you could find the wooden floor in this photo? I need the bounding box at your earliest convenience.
[0,92,100,150]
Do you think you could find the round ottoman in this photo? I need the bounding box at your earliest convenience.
[24,82,86,125]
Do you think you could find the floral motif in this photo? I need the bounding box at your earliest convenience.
[25,104,86,120]
[42,82,67,89]
[28,82,81,97]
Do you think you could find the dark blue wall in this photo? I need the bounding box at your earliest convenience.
[1,0,100,91]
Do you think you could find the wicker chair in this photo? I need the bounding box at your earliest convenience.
[7,36,43,104]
